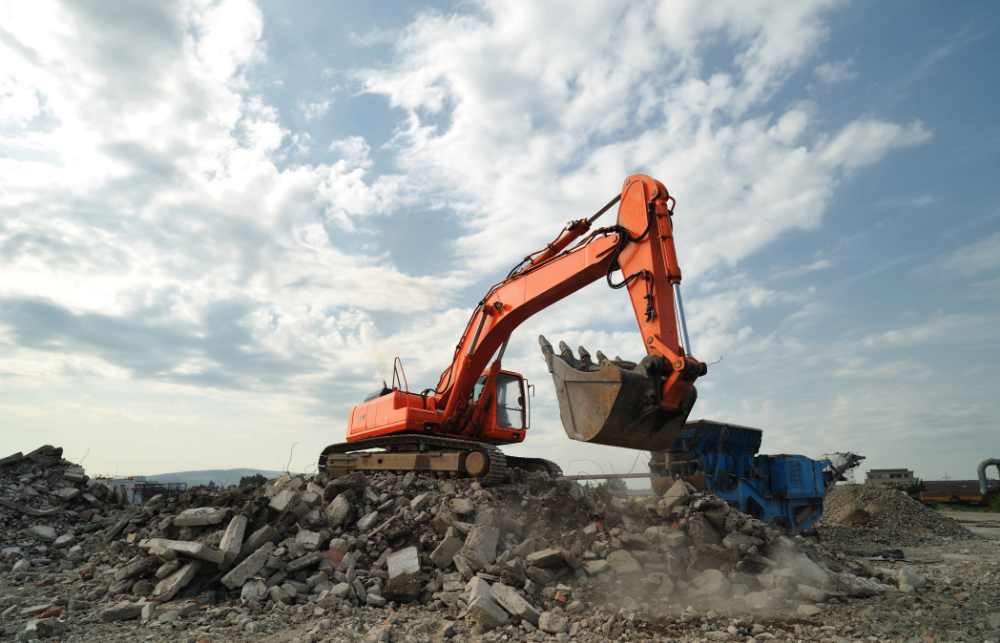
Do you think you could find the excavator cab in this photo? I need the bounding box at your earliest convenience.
[472,370,529,442]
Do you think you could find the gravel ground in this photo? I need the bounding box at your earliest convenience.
[2,449,999,643]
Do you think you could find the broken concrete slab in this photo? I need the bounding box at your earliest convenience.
[410,493,430,512]
[466,576,492,603]
[387,546,421,578]
[114,556,159,582]
[325,494,353,525]
[222,542,277,589]
[691,569,731,597]
[174,506,229,527]
[525,548,562,568]
[605,550,641,575]
[139,539,223,565]
[218,514,248,571]
[357,510,380,531]
[236,525,280,563]
[581,559,608,575]
[490,582,540,625]
[99,602,145,622]
[458,524,498,570]
[26,525,57,542]
[287,551,325,572]
[467,595,509,629]
[269,488,301,513]
[829,573,886,597]
[538,611,569,634]
[63,467,87,483]
[55,487,81,502]
[430,537,464,569]
[152,560,202,602]
[383,571,423,603]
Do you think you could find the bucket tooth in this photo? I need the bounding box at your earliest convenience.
[539,335,696,451]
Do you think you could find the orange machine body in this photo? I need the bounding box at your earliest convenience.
[347,369,530,446]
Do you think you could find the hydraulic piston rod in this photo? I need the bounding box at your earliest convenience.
[672,283,692,357]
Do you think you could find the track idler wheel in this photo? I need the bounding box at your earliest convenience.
[464,451,488,477]
[539,335,696,451]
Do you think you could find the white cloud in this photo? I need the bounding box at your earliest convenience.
[302,100,331,120]
[814,58,857,84]
[2,0,976,479]
[938,232,1000,277]
[361,0,928,278]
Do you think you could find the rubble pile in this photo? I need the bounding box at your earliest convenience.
[2,447,999,643]
[816,484,977,551]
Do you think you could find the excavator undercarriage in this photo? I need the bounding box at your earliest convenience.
[318,433,562,484]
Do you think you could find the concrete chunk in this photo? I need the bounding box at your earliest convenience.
[26,525,57,542]
[114,556,159,582]
[236,525,280,563]
[387,546,421,578]
[467,595,509,629]
[140,539,223,565]
[691,569,730,598]
[269,488,302,512]
[325,494,354,525]
[466,576,492,602]
[605,550,641,575]
[287,551,325,572]
[829,573,886,597]
[357,511,380,531]
[659,480,689,512]
[525,548,562,568]
[222,542,277,589]
[430,537,464,569]
[458,525,498,570]
[99,602,145,622]
[55,487,81,502]
[410,493,430,512]
[538,611,569,634]
[295,529,322,548]
[174,506,229,527]
[218,515,248,571]
[490,582,540,625]
[152,560,202,602]
[63,467,87,483]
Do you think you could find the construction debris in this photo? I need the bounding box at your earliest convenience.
[817,484,978,551]
[2,446,1000,642]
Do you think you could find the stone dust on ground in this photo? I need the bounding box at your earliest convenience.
[2,447,999,643]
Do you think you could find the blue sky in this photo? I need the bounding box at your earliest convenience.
[1,0,997,483]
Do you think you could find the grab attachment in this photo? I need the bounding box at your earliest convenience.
[539,336,697,452]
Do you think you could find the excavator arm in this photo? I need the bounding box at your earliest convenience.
[432,174,707,449]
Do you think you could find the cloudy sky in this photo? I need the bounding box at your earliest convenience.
[2,0,998,484]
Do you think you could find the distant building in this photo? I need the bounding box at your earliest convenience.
[865,468,915,488]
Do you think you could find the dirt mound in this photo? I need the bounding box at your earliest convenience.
[817,484,977,551]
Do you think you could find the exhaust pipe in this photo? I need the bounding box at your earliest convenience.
[979,458,1000,498]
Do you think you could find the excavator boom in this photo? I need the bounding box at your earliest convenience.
[320,174,706,482]
[433,174,706,446]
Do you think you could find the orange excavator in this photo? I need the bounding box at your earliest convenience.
[319,175,707,483]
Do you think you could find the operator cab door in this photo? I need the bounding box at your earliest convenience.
[472,370,529,444]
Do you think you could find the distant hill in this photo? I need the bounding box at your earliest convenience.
[144,468,290,489]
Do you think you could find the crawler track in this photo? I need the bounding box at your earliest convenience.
[318,433,562,485]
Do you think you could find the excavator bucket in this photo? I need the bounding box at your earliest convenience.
[539,336,697,452]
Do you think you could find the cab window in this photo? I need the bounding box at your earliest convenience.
[494,373,524,430]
